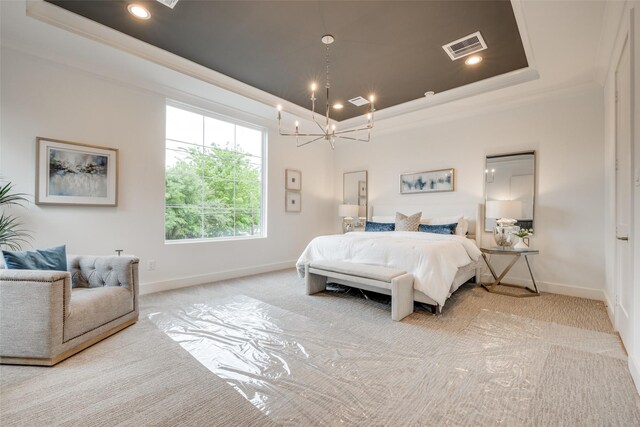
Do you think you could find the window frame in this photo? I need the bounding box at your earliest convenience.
[164,100,267,244]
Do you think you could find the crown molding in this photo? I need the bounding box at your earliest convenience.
[26,0,543,130]
[593,0,628,85]
[364,80,600,137]
[339,66,539,129]
[339,0,540,129]
[25,0,313,122]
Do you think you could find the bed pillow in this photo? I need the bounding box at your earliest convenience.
[2,245,67,271]
[395,212,421,232]
[365,221,395,232]
[418,223,457,235]
[456,218,469,236]
[422,215,468,236]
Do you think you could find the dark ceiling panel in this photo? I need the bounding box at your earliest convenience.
[46,0,528,120]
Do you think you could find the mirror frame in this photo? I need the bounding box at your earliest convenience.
[343,170,368,221]
[484,151,536,232]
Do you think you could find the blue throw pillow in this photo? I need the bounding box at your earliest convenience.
[2,245,67,271]
[365,221,395,232]
[418,223,457,235]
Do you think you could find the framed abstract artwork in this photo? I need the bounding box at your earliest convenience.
[36,137,118,206]
[400,168,455,194]
[285,169,302,191]
[285,191,301,212]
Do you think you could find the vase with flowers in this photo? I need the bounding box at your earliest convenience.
[513,228,533,250]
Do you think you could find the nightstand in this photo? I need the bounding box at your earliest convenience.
[480,247,540,297]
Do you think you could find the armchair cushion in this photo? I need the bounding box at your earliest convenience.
[65,287,134,341]
[2,245,67,271]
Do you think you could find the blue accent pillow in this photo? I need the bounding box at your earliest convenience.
[365,221,395,232]
[418,223,457,235]
[2,245,67,271]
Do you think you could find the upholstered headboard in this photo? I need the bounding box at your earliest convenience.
[370,203,482,246]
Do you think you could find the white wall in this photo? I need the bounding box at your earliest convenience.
[334,82,606,299]
[0,46,335,293]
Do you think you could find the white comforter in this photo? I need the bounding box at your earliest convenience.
[296,231,482,307]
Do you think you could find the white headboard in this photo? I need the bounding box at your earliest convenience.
[370,203,483,246]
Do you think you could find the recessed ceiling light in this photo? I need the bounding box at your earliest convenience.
[128,4,151,20]
[424,91,435,97]
[465,55,482,65]
[333,103,344,110]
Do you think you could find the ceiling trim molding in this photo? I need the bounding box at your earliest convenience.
[510,0,537,70]
[337,0,541,128]
[25,0,314,122]
[27,0,539,128]
[339,66,539,128]
[360,80,601,138]
[594,0,629,84]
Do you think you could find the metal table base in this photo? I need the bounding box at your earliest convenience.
[480,250,540,298]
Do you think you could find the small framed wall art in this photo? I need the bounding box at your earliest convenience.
[400,168,455,194]
[285,169,302,191]
[36,137,118,206]
[285,191,301,212]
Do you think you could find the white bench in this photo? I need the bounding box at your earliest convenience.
[305,261,414,321]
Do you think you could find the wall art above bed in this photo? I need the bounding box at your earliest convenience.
[400,168,455,194]
[36,137,118,206]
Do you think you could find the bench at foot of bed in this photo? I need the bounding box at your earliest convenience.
[305,261,414,321]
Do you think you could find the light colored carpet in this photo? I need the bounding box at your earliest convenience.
[2,268,639,426]
[0,317,275,427]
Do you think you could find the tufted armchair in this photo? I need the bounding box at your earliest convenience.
[0,255,139,366]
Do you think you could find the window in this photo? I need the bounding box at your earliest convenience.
[165,102,265,241]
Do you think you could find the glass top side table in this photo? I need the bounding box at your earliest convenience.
[480,247,540,297]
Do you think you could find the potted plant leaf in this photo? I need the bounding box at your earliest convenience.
[0,180,31,250]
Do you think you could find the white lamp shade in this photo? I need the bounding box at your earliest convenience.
[486,200,522,220]
[338,204,359,218]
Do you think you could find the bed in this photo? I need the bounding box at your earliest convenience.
[296,203,483,309]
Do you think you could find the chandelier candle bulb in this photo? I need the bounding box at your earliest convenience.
[275,34,376,148]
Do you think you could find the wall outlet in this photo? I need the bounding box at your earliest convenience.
[147,260,156,271]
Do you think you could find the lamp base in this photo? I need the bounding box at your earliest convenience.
[342,219,354,234]
[494,225,518,247]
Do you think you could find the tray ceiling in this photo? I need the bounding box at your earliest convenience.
[45,0,529,120]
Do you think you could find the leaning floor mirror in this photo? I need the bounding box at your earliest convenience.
[484,151,536,235]
[342,170,368,232]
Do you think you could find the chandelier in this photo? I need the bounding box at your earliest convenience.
[276,34,375,149]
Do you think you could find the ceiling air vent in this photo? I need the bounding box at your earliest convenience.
[442,31,487,61]
[156,0,179,9]
[348,96,370,107]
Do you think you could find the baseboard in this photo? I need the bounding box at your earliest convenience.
[604,291,616,325]
[479,273,605,301]
[140,260,297,295]
[630,353,640,396]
